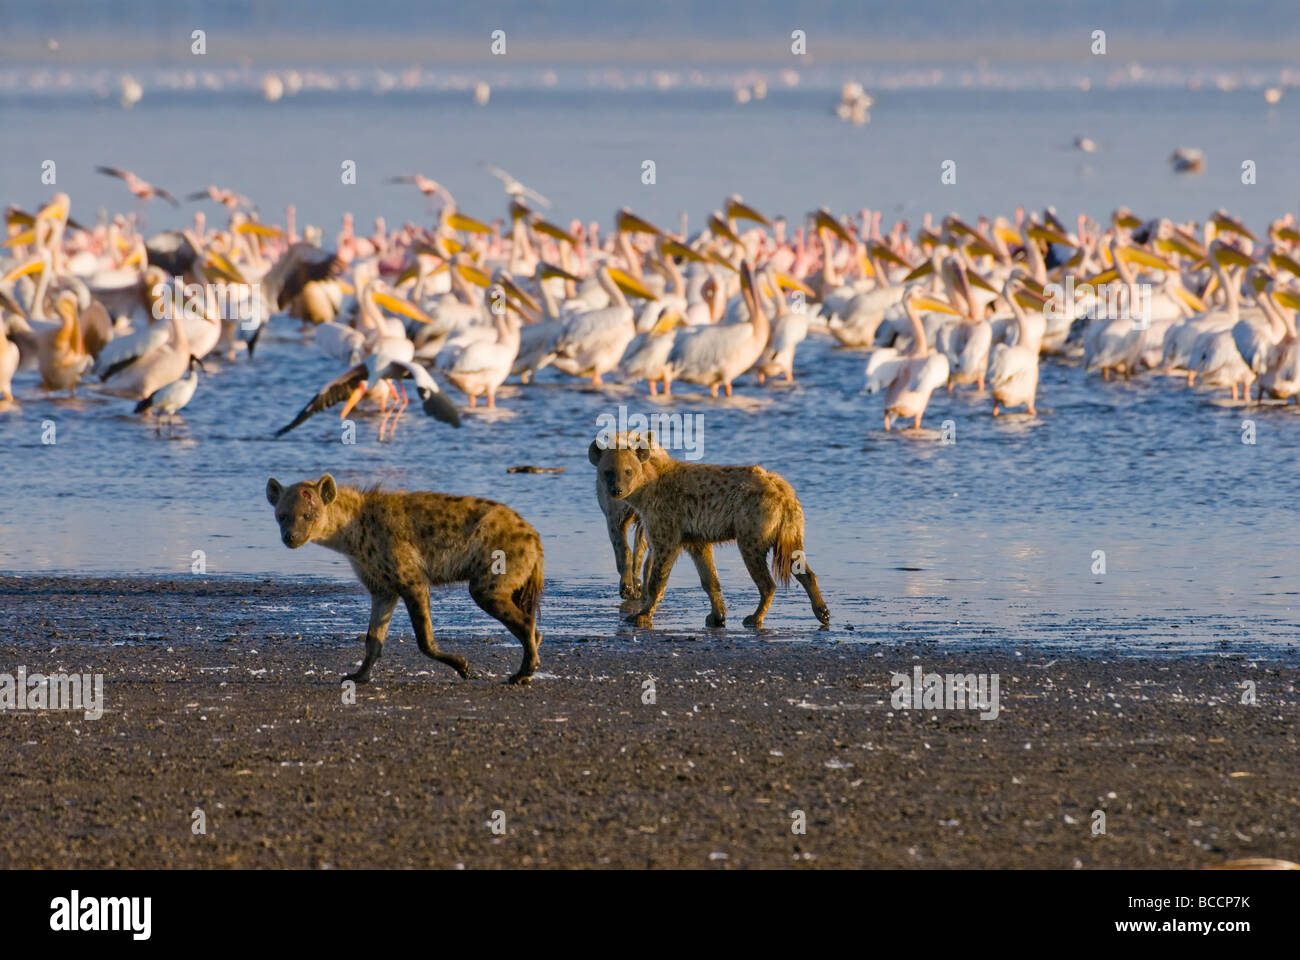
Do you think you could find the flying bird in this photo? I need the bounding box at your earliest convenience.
[95,167,179,206]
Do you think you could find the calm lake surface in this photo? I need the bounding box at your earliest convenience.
[2,73,1297,655]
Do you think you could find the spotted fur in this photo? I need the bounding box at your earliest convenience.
[266,473,544,684]
[588,436,830,630]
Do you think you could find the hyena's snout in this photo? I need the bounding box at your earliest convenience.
[281,527,305,548]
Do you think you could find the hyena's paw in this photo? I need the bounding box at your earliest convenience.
[814,604,831,627]
[448,656,472,680]
[625,612,654,628]
[344,670,371,685]
[742,613,765,629]
[705,612,726,628]
[619,580,642,600]
[507,672,533,686]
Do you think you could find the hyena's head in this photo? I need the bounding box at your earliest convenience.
[589,433,657,500]
[266,474,337,549]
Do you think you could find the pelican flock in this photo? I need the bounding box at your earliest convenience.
[4,177,1300,438]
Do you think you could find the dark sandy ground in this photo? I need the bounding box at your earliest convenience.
[0,576,1296,869]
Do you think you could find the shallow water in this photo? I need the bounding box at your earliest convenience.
[3,78,1299,655]
[2,325,1298,655]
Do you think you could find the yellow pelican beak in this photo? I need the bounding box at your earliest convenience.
[1026,224,1073,246]
[1272,289,1300,311]
[1275,226,1300,244]
[993,224,1021,246]
[539,263,580,283]
[235,222,285,239]
[725,197,771,228]
[1011,287,1049,310]
[1113,210,1143,230]
[337,280,355,296]
[903,261,935,283]
[813,209,853,244]
[446,212,493,235]
[966,271,999,295]
[1119,247,1176,272]
[660,239,706,263]
[1213,245,1255,270]
[913,293,962,315]
[608,267,656,300]
[1154,236,1203,260]
[706,249,738,271]
[509,200,532,223]
[868,241,908,269]
[37,198,68,221]
[1268,251,1300,279]
[708,213,741,245]
[455,262,493,288]
[3,229,37,248]
[774,272,815,297]
[1086,268,1120,285]
[532,219,578,246]
[372,289,435,324]
[1174,286,1208,314]
[498,276,540,314]
[1212,212,1257,242]
[617,209,663,236]
[1,256,44,282]
[651,310,685,335]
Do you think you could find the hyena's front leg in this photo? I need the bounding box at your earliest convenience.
[687,544,726,627]
[402,587,471,679]
[348,592,397,683]
[626,543,681,628]
[609,510,637,599]
[628,520,649,599]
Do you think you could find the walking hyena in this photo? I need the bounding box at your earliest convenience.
[589,435,830,630]
[593,431,674,599]
[266,474,545,684]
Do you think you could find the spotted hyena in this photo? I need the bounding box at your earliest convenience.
[592,431,675,599]
[266,474,544,684]
[589,435,830,630]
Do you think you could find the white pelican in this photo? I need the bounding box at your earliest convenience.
[277,353,460,440]
[987,275,1047,415]
[36,292,92,396]
[935,259,992,390]
[134,355,204,430]
[0,314,18,401]
[1257,284,1300,402]
[549,266,655,385]
[444,295,522,408]
[875,285,961,430]
[666,261,769,397]
[97,297,203,401]
[756,268,815,383]
[620,308,686,395]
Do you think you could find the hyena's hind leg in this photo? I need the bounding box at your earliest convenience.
[349,592,398,683]
[468,563,542,685]
[737,537,777,628]
[401,586,472,679]
[687,543,727,627]
[793,562,831,627]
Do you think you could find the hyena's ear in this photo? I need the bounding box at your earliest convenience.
[635,444,653,463]
[317,474,338,505]
[266,478,283,506]
[587,440,604,466]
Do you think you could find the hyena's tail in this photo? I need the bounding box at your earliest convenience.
[770,497,805,588]
[513,556,545,630]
